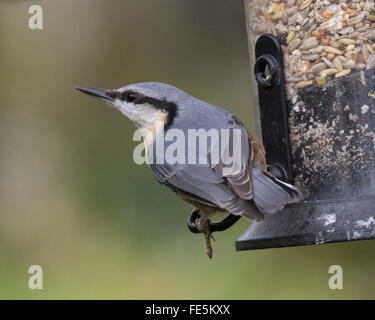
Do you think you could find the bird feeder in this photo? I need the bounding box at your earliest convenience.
[236,0,375,250]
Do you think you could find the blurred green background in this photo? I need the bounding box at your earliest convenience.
[1,0,375,299]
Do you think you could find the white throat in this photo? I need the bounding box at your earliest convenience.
[113,99,168,147]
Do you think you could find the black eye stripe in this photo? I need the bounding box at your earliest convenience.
[139,96,177,129]
[119,90,139,102]
[107,90,140,102]
[126,92,137,102]
[112,90,178,129]
[107,91,118,99]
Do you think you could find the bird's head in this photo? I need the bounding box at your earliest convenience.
[76,82,179,131]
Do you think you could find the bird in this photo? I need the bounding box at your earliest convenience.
[76,82,307,258]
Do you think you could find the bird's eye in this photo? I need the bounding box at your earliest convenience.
[124,91,138,102]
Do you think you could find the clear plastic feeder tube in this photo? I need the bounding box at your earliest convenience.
[244,0,375,200]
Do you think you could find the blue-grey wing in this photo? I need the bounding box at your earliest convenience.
[150,163,220,207]
[148,115,262,219]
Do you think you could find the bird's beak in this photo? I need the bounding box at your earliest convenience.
[76,86,114,102]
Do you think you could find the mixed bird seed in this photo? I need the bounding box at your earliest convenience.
[246,0,375,99]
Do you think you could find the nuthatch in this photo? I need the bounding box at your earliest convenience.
[77,82,307,258]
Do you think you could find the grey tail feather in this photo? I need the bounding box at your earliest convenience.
[251,165,308,215]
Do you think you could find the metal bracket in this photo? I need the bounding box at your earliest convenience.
[254,34,292,182]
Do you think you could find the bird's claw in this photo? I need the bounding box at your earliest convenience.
[188,209,240,234]
[195,215,214,259]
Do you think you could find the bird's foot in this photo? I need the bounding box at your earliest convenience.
[196,215,214,259]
